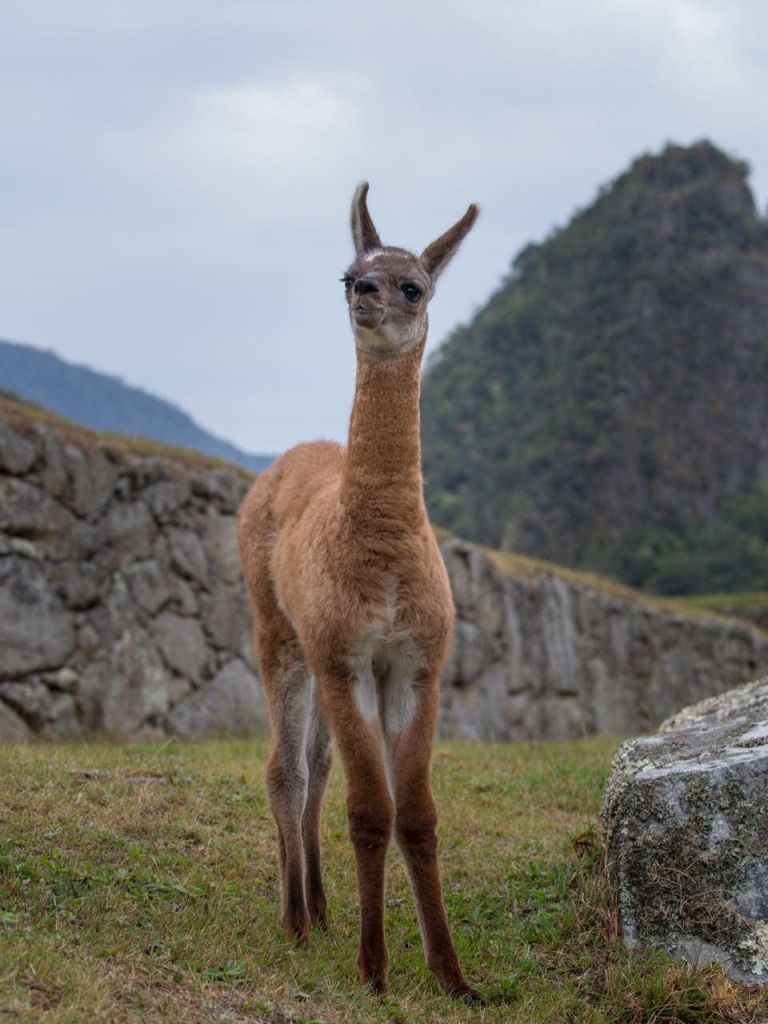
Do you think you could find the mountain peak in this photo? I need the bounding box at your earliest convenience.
[421,141,768,594]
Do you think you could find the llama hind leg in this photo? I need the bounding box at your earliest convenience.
[302,681,332,929]
[257,622,314,945]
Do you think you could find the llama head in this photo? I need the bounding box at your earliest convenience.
[343,182,478,357]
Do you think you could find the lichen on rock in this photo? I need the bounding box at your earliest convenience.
[603,676,768,983]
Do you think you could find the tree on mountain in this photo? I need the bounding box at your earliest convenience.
[421,141,768,594]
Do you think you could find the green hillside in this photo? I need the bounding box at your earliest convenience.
[421,141,768,595]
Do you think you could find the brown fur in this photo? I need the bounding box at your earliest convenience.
[237,183,479,998]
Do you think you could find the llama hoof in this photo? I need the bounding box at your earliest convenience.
[366,974,388,997]
[282,914,311,948]
[438,974,484,1003]
[359,953,389,996]
[309,902,328,931]
[458,986,485,1006]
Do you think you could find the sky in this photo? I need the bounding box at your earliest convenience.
[1,0,767,457]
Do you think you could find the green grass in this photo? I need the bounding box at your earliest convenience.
[1,738,766,1023]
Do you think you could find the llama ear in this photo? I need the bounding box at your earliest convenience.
[420,203,479,284]
[350,182,382,256]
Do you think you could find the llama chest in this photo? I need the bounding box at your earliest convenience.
[344,576,453,735]
[348,624,425,736]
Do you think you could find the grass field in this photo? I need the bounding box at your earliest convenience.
[1,737,766,1023]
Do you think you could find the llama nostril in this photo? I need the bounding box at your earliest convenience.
[354,275,380,296]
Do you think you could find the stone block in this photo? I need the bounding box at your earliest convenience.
[441,540,474,615]
[0,555,75,678]
[70,447,121,518]
[201,584,251,656]
[0,422,36,474]
[36,426,69,497]
[0,699,30,740]
[204,510,242,585]
[51,560,102,609]
[538,695,587,739]
[442,539,505,628]
[541,576,581,696]
[0,679,81,737]
[587,656,631,735]
[79,626,169,733]
[125,458,172,491]
[167,527,209,586]
[475,662,521,737]
[125,559,173,615]
[189,471,249,514]
[0,477,77,556]
[44,667,80,693]
[170,576,199,616]
[153,611,211,684]
[106,501,156,559]
[0,679,48,726]
[167,659,268,737]
[603,676,768,983]
[42,690,82,737]
[145,479,190,522]
[452,619,490,686]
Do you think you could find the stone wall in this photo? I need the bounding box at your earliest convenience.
[0,420,264,740]
[440,540,768,739]
[1,416,767,741]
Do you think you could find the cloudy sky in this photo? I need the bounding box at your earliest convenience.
[1,0,766,456]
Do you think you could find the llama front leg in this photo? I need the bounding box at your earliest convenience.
[319,672,394,993]
[350,784,393,994]
[388,683,479,999]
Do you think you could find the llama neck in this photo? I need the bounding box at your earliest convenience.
[341,337,426,525]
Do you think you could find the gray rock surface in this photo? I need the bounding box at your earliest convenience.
[603,676,768,983]
[168,659,269,737]
[0,555,76,677]
[0,419,256,739]
[439,540,768,739]
[0,415,767,740]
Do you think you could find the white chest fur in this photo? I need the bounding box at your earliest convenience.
[350,615,425,738]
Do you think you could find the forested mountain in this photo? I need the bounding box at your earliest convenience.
[0,338,273,473]
[421,141,768,594]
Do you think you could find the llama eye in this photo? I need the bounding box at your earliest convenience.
[402,283,423,302]
[341,276,354,293]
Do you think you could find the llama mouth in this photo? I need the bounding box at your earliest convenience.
[352,306,385,326]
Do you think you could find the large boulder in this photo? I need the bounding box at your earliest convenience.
[603,676,768,983]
